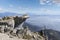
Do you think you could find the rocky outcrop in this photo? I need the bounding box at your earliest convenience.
[0,14,45,40]
[0,25,45,40]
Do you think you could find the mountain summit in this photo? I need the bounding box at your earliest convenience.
[0,14,45,40]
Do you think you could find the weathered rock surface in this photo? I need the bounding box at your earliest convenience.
[0,25,45,40]
[0,15,45,40]
[0,33,26,40]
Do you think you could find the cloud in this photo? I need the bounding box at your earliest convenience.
[40,0,46,5]
[40,0,53,5]
[0,8,3,11]
[52,0,60,7]
[0,7,5,13]
[17,7,60,15]
[39,0,60,5]
[53,0,60,4]
[39,8,60,15]
[0,8,9,13]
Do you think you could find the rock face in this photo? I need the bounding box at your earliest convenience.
[0,26,45,40]
[0,14,45,40]
[0,33,26,40]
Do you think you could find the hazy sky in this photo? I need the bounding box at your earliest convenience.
[0,0,60,15]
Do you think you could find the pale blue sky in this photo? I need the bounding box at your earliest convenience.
[0,0,60,15]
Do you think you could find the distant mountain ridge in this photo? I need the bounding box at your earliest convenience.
[1,12,60,17]
[43,29,60,40]
[0,12,22,17]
